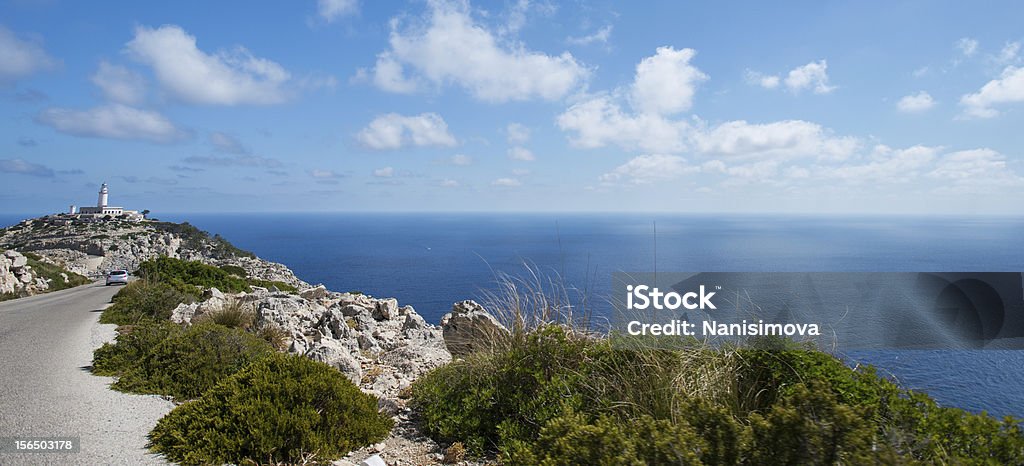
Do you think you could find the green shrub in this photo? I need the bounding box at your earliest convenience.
[507,410,706,466]
[93,321,182,377]
[412,324,1024,464]
[138,256,251,294]
[218,264,248,277]
[149,352,393,465]
[254,324,290,351]
[411,325,596,455]
[112,323,273,400]
[247,278,298,293]
[100,280,194,325]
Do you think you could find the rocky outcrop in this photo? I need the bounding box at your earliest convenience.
[1,249,50,297]
[440,300,509,357]
[0,215,306,288]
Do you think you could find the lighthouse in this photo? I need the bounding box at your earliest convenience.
[97,183,109,208]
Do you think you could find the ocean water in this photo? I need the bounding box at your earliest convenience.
[3,212,1023,417]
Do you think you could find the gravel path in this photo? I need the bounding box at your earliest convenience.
[0,283,175,465]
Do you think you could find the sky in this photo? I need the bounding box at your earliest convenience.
[1,0,1023,215]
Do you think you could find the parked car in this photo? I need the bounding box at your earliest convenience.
[105,270,129,286]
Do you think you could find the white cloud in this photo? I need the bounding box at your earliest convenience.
[209,131,247,154]
[36,104,187,143]
[567,25,612,46]
[0,25,58,82]
[506,122,531,144]
[439,178,459,187]
[630,46,707,115]
[956,37,979,57]
[745,70,780,89]
[996,41,1021,65]
[492,177,522,187]
[91,61,146,105]
[450,154,473,165]
[125,25,291,105]
[370,0,588,102]
[318,0,358,22]
[557,94,690,153]
[599,154,698,184]
[784,60,835,94]
[373,166,394,177]
[960,66,1024,118]
[693,120,859,161]
[747,60,835,94]
[821,145,938,183]
[357,112,457,150]
[928,148,1022,187]
[897,91,936,113]
[507,146,535,161]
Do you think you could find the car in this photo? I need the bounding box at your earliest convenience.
[105,270,129,286]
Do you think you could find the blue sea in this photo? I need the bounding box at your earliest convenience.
[3,212,1023,418]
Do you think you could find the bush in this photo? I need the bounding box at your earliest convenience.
[194,299,255,330]
[411,325,596,455]
[138,257,251,295]
[100,280,194,325]
[110,323,273,400]
[412,324,1024,464]
[149,352,393,465]
[93,321,182,377]
[218,264,248,277]
[507,410,706,466]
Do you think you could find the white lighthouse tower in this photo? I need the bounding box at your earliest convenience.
[97,183,109,208]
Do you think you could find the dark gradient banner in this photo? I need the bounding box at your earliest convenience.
[610,272,1024,349]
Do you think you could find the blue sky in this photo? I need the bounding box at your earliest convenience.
[1,0,1023,214]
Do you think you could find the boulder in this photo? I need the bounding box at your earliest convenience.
[300,284,328,301]
[306,341,362,384]
[372,298,398,321]
[440,300,509,358]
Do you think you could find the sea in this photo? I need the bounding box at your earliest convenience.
[3,212,1023,418]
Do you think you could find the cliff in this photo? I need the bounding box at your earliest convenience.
[0,215,305,289]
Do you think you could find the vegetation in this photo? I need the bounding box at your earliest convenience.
[138,256,252,294]
[150,221,255,259]
[148,353,393,465]
[411,271,1024,465]
[106,323,273,400]
[23,253,91,291]
[218,264,248,277]
[99,280,194,325]
[413,325,1024,464]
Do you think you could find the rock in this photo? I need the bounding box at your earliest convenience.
[307,342,362,384]
[170,302,200,324]
[8,252,28,268]
[373,298,398,321]
[440,300,509,358]
[300,284,328,301]
[204,287,225,301]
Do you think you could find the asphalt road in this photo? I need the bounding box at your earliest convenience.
[0,282,174,465]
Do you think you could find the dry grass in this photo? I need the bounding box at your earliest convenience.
[195,299,255,330]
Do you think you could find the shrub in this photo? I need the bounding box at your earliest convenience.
[218,264,248,277]
[138,256,251,294]
[411,325,596,455]
[194,299,254,330]
[148,353,393,465]
[93,321,182,377]
[112,323,273,400]
[506,410,706,466]
[254,324,290,351]
[247,278,298,293]
[100,280,194,325]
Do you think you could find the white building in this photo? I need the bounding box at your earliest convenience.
[73,183,144,220]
